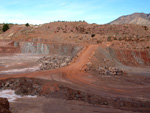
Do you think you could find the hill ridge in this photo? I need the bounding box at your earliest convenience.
[109,12,150,26]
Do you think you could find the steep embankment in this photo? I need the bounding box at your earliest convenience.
[0,40,83,56]
[108,47,150,67]
[0,40,20,53]
[88,45,150,77]
[20,42,83,56]
[0,25,25,40]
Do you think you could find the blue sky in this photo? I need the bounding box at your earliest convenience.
[0,0,149,24]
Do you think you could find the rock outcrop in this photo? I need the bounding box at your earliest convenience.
[21,42,49,54]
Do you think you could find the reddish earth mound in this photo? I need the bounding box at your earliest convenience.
[0,24,14,34]
[0,98,11,113]
[1,22,150,44]
[110,48,150,66]
[0,25,25,40]
[0,47,20,53]
[0,40,20,53]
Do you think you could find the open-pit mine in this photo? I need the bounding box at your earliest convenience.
[0,21,150,113]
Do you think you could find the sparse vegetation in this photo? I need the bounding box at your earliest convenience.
[97,40,102,44]
[114,37,117,40]
[143,26,148,31]
[107,36,112,41]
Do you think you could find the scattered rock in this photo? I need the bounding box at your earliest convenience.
[85,64,124,75]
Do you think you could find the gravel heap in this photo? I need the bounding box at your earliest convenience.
[85,64,124,75]
[38,56,72,70]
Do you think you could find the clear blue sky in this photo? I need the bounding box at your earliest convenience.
[0,0,149,24]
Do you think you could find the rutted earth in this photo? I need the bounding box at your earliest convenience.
[0,78,150,113]
[0,22,150,113]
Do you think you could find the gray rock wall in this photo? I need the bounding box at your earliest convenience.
[20,42,83,57]
[21,42,49,54]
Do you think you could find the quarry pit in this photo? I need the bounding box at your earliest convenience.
[0,22,150,113]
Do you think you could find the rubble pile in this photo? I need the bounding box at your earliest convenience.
[85,64,124,75]
[38,56,72,70]
[99,66,124,75]
[0,78,42,96]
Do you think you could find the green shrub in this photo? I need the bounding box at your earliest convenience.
[25,23,30,27]
[91,34,95,37]
[2,24,9,32]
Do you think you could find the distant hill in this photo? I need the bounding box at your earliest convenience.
[109,13,150,26]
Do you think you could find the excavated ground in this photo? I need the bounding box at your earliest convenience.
[0,40,150,113]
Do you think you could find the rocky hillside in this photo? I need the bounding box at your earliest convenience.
[1,21,150,44]
[109,13,150,26]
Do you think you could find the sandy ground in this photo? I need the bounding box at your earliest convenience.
[0,53,44,75]
[10,97,137,113]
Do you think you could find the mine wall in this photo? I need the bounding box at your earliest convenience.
[108,47,150,67]
[19,42,83,57]
[87,46,150,76]
[0,40,83,58]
